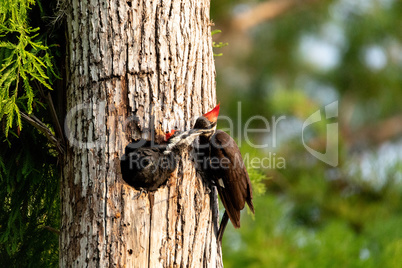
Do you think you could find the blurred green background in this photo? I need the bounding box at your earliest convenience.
[211,0,402,267]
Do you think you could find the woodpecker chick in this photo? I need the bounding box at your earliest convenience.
[120,138,177,191]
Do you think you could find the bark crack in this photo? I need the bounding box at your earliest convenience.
[200,9,205,110]
[125,13,131,135]
[183,42,192,127]
[155,1,162,108]
[147,192,155,268]
[190,41,198,124]
[104,97,109,265]
[139,0,146,73]
[174,159,183,265]
[189,178,201,265]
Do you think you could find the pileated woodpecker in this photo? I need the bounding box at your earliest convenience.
[121,128,214,191]
[120,131,176,191]
[193,104,254,242]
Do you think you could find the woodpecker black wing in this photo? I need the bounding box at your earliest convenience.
[209,130,254,228]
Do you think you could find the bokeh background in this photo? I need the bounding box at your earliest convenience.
[210,0,402,267]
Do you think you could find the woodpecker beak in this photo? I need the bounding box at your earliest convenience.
[203,103,220,124]
[164,128,214,154]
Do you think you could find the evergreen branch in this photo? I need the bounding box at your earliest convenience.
[34,80,64,144]
[47,92,65,145]
[20,112,64,155]
[41,225,60,235]
[231,0,318,31]
[0,8,57,135]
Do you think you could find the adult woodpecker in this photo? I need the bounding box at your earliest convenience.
[193,104,254,242]
[121,128,214,191]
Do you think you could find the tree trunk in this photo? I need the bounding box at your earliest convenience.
[61,0,222,267]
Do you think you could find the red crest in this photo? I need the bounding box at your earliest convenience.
[203,103,220,123]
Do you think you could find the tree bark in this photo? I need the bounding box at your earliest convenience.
[61,0,222,267]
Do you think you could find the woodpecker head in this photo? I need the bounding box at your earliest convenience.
[193,103,220,131]
[163,104,220,154]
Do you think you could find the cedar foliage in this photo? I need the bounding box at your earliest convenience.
[0,0,61,266]
[0,0,58,136]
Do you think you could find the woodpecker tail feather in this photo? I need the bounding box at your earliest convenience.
[217,211,229,243]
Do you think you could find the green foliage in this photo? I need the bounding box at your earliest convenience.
[0,0,60,266]
[211,0,402,267]
[0,0,57,136]
[221,174,402,268]
[0,124,59,267]
[247,168,268,197]
[212,29,228,57]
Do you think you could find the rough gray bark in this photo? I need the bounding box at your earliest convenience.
[61,0,222,267]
